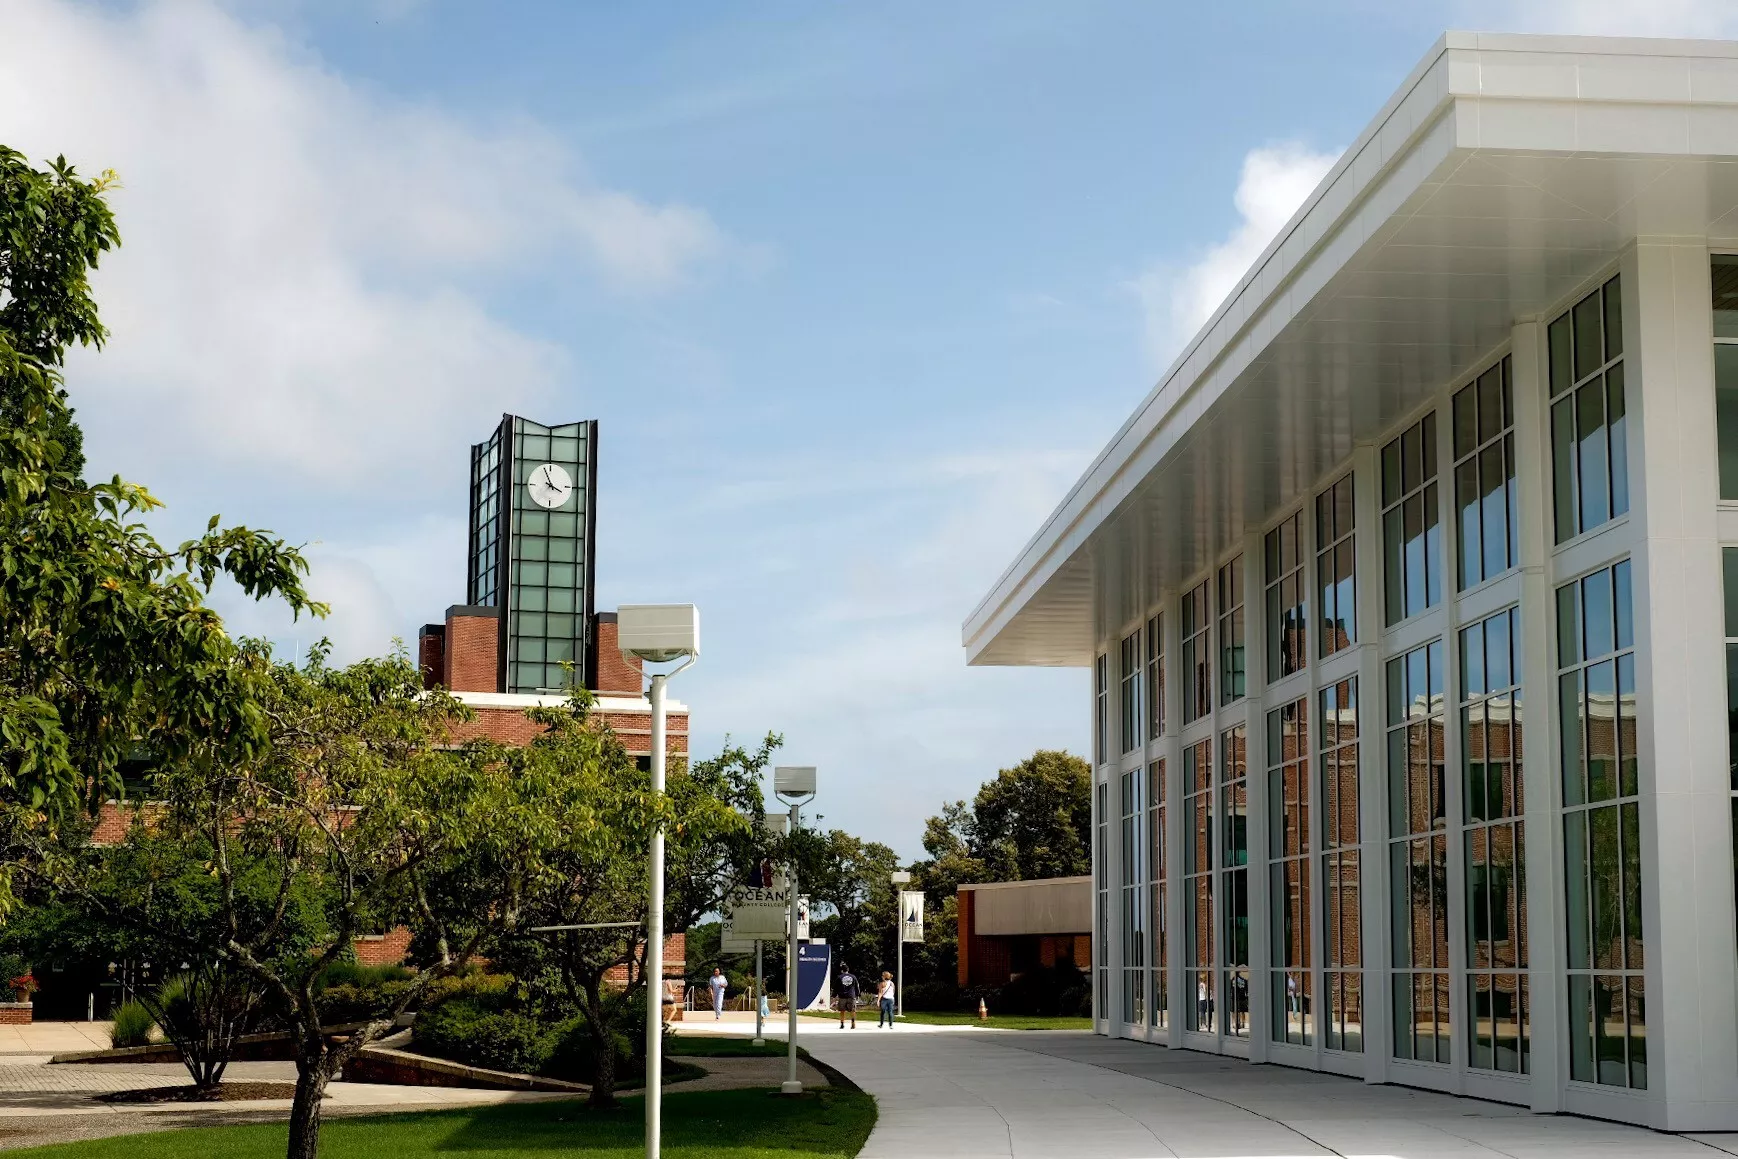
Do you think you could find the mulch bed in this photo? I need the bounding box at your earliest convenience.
[95,1082,301,1104]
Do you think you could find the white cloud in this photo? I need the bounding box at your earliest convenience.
[1128,142,1338,372]
[0,0,727,491]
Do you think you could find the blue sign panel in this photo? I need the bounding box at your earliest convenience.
[797,943,832,1011]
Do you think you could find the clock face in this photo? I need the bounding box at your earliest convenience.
[526,462,574,509]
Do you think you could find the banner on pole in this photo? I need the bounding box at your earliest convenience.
[795,896,811,941]
[724,813,791,941]
[900,890,925,943]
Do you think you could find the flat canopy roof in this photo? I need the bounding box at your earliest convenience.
[965,31,1738,668]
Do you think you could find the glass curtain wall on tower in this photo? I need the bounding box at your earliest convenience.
[1549,277,1627,543]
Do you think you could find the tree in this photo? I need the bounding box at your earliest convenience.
[0,147,320,857]
[491,729,776,1108]
[799,829,899,979]
[31,650,638,1159]
[904,750,1092,1003]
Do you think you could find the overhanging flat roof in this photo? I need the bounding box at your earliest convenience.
[965,31,1738,667]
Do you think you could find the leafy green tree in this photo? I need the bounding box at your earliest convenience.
[33,651,639,1159]
[491,730,776,1108]
[0,146,320,847]
[904,749,1091,1004]
[799,829,899,979]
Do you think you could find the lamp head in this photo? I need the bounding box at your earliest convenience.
[891,871,911,885]
[616,604,699,663]
[773,765,817,803]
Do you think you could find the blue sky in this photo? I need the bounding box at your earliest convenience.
[2,0,1730,858]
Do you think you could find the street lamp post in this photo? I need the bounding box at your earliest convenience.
[774,765,816,1095]
[617,605,700,1159]
[891,870,911,1018]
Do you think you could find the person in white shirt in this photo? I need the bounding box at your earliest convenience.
[877,971,896,1027]
[708,966,728,1020]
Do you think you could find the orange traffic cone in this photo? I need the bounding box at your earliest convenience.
[978,998,988,1021]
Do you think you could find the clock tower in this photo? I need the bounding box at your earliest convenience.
[465,414,599,694]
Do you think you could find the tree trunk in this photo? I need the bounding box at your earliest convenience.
[286,1046,330,1159]
[584,981,615,1109]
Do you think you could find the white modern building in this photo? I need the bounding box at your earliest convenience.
[965,32,1738,1131]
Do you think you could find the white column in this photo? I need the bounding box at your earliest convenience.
[1244,531,1273,1060]
[1164,603,1186,1047]
[1623,241,1738,1130]
[1352,442,1392,1084]
[1510,319,1567,1113]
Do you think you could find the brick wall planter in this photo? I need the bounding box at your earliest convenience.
[0,1003,30,1024]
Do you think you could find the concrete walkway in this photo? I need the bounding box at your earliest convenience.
[801,1030,1738,1159]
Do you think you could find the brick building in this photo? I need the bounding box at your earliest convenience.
[956,878,1091,990]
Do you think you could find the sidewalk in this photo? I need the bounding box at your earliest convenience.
[0,1022,111,1056]
[801,1029,1738,1159]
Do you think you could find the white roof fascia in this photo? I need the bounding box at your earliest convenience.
[962,31,1738,667]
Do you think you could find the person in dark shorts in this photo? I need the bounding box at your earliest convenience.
[836,965,860,1028]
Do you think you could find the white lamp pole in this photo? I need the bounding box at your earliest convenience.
[891,870,911,1018]
[617,605,699,1159]
[774,766,816,1095]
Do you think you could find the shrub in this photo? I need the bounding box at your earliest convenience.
[412,998,552,1076]
[972,963,1090,1017]
[901,979,960,1012]
[543,1016,636,1085]
[422,971,514,1013]
[109,1000,154,1047]
[316,961,412,992]
[315,979,415,1024]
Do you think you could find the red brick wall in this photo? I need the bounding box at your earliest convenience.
[0,1005,32,1024]
[354,928,414,967]
[592,616,644,695]
[447,705,688,760]
[418,625,447,690]
[445,609,501,693]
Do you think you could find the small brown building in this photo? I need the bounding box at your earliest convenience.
[957,877,1092,989]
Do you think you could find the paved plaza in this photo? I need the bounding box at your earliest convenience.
[792,1028,1738,1158]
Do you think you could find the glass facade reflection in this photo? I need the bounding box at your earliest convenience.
[1381,414,1443,625]
[1317,476,1357,657]
[1121,768,1145,1024]
[1120,631,1142,755]
[1549,277,1627,543]
[1266,513,1307,682]
[1453,358,1518,590]
[1268,699,1311,1046]
[1182,583,1211,725]
[1184,739,1214,1031]
[1218,558,1246,706]
[1388,640,1450,1064]
[1148,759,1168,1031]
[1559,560,1645,1089]
[1320,677,1362,1052]
[1221,724,1250,1038]
[1461,606,1528,1074]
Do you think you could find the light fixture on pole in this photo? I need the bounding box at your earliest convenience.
[773,765,816,1096]
[617,604,699,1159]
[891,870,911,1018]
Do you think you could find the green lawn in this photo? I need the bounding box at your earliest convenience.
[800,1009,1090,1031]
[665,1037,791,1058]
[11,1088,877,1159]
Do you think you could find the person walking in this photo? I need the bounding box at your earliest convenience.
[708,966,728,1021]
[876,970,896,1028]
[837,965,860,1029]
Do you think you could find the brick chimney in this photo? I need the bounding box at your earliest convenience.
[589,612,644,695]
[418,624,447,690]
[444,605,502,693]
